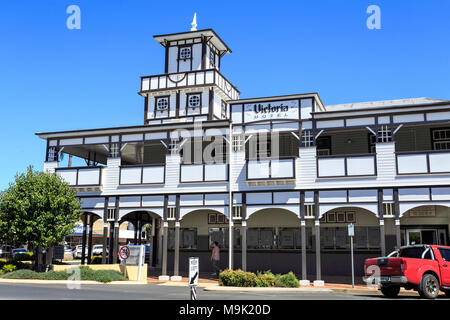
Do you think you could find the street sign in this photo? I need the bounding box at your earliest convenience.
[189,257,199,286]
[189,257,199,300]
[118,246,130,261]
[348,223,355,237]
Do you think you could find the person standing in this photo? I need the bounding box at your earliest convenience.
[210,241,221,276]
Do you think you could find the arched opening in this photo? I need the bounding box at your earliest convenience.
[319,206,381,284]
[245,207,302,274]
[119,210,161,267]
[166,208,229,274]
[399,205,449,246]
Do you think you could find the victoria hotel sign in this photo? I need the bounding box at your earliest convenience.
[244,99,299,122]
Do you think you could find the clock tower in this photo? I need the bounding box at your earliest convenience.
[139,18,239,125]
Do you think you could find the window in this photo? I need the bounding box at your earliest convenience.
[399,246,426,259]
[221,100,227,119]
[209,50,215,67]
[109,143,120,158]
[432,128,450,150]
[301,130,314,147]
[209,228,225,248]
[377,125,392,143]
[321,227,356,250]
[438,248,450,261]
[368,133,376,153]
[279,228,295,249]
[233,135,244,152]
[316,136,331,156]
[179,47,191,59]
[155,97,169,111]
[187,93,201,108]
[169,228,197,249]
[47,147,57,161]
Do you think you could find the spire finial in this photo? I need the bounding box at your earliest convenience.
[190,13,197,31]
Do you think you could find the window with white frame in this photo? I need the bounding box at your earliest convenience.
[432,128,450,150]
[109,143,120,158]
[179,47,191,59]
[47,147,57,161]
[155,97,169,111]
[377,125,392,143]
[232,134,244,152]
[187,94,201,109]
[301,130,314,147]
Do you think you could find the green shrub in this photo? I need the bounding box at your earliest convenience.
[2,269,39,279]
[256,271,275,287]
[3,264,17,273]
[40,271,70,280]
[2,266,125,283]
[0,259,7,269]
[274,272,299,288]
[219,269,257,287]
[90,270,126,283]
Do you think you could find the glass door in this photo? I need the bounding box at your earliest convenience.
[406,230,421,245]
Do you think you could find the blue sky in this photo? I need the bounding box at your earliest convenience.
[0,0,449,189]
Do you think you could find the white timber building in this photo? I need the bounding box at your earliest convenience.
[36,25,450,284]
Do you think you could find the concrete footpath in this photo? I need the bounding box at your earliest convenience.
[146,274,420,296]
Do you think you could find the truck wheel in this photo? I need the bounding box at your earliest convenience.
[380,285,400,298]
[419,274,440,299]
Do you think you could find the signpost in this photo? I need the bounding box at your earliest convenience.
[348,223,355,288]
[118,245,130,278]
[189,257,199,300]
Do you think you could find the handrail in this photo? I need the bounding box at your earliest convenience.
[246,158,295,180]
[317,154,376,178]
[140,68,240,94]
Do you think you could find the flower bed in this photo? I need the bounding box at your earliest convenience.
[219,270,299,288]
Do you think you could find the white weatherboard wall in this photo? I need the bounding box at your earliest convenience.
[103,158,121,192]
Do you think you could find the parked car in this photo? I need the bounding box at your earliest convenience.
[364,244,450,299]
[0,245,12,258]
[64,245,73,256]
[11,248,27,257]
[92,245,108,256]
[73,245,89,259]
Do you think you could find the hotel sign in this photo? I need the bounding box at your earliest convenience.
[244,99,299,122]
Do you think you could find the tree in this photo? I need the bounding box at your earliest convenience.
[0,166,82,269]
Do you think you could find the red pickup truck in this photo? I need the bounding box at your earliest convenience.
[364,244,450,299]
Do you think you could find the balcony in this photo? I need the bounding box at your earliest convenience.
[396,150,450,175]
[180,163,229,183]
[317,154,377,178]
[55,167,102,189]
[119,164,165,185]
[246,158,295,184]
[140,69,239,100]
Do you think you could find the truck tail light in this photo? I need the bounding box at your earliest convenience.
[401,261,406,273]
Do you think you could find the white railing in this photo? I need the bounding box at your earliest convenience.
[56,167,102,186]
[140,69,240,100]
[396,151,450,175]
[180,163,228,183]
[247,158,295,180]
[119,165,165,185]
[317,154,376,178]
